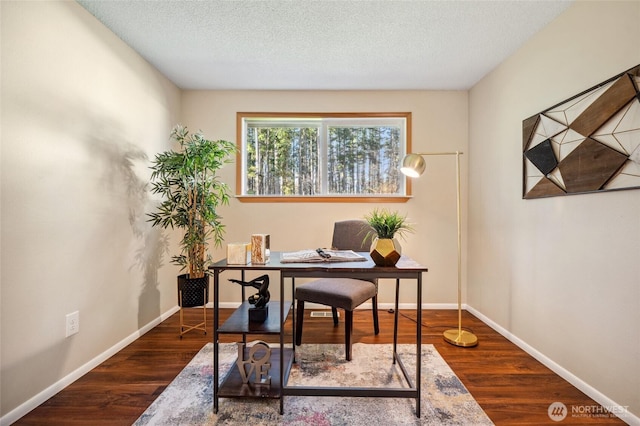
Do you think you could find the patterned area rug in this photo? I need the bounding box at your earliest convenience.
[134,343,493,425]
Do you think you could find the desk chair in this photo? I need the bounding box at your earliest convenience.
[295,220,380,360]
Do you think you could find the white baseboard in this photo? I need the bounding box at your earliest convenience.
[0,306,180,426]
[466,305,639,426]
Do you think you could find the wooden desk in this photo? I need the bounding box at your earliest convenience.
[210,252,428,417]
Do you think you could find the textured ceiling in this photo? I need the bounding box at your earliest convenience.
[77,0,573,90]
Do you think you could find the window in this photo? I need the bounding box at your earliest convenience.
[237,112,411,202]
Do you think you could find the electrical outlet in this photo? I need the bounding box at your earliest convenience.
[66,311,79,337]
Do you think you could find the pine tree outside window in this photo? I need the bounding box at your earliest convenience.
[237,112,412,202]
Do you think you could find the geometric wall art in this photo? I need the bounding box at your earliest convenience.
[523,64,640,199]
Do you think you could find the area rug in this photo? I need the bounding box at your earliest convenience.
[134,343,493,425]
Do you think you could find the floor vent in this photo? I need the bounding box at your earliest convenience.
[310,311,339,318]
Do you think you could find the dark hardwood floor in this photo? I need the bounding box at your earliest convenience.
[15,309,625,425]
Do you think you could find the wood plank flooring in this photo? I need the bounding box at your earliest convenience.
[14,309,626,425]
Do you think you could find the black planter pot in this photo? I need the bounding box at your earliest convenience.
[177,274,209,307]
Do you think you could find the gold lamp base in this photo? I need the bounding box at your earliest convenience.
[443,329,478,347]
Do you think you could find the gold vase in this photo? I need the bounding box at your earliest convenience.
[370,237,402,266]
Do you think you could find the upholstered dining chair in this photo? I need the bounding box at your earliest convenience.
[295,220,380,360]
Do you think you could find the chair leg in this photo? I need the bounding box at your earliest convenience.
[331,306,339,326]
[295,300,305,346]
[345,310,353,361]
[372,295,380,335]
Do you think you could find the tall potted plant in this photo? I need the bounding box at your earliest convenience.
[364,209,414,266]
[148,125,236,314]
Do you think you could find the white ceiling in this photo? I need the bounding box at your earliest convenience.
[77,0,573,91]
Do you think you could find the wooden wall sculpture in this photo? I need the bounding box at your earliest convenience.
[523,64,640,199]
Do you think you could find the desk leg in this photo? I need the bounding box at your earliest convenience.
[280,273,285,415]
[213,269,220,414]
[241,270,246,345]
[393,278,400,364]
[291,277,296,363]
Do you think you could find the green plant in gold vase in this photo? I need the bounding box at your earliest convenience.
[364,209,414,266]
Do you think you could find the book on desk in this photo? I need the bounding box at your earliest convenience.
[280,249,367,263]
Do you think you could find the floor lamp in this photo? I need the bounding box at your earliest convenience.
[400,151,478,347]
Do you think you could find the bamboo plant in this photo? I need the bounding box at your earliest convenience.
[148,125,236,279]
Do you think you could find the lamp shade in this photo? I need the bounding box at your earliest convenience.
[400,153,426,177]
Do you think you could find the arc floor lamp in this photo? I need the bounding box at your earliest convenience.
[400,151,478,347]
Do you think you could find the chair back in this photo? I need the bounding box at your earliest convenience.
[331,220,375,251]
[331,220,377,287]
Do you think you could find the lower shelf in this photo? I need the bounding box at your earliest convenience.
[218,347,294,399]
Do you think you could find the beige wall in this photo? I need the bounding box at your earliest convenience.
[1,1,181,418]
[468,0,640,419]
[182,90,469,307]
